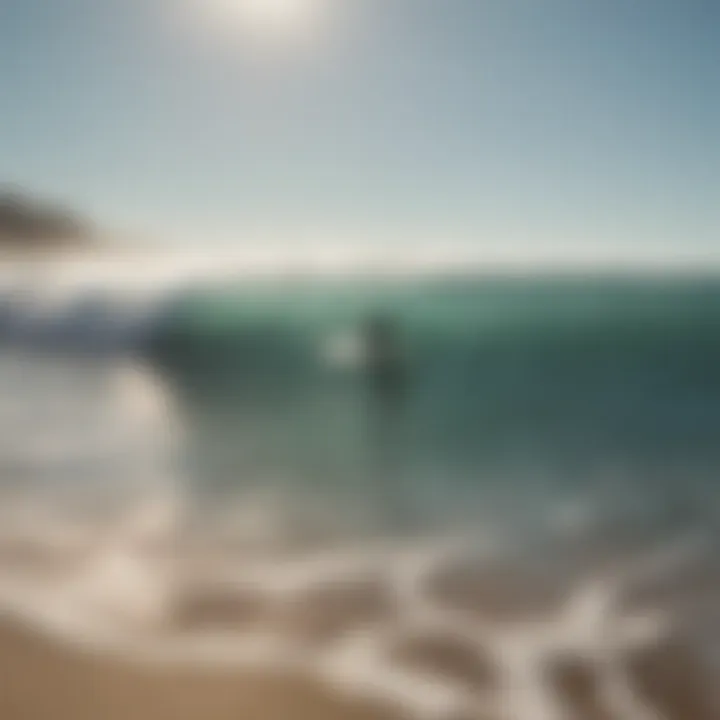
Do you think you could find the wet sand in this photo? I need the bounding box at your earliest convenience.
[0,621,388,720]
[0,507,718,720]
[0,613,716,720]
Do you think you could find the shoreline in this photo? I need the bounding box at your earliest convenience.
[0,551,716,720]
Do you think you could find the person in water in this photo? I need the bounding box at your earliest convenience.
[361,314,411,529]
[363,314,408,405]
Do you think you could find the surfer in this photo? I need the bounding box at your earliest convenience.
[363,314,408,407]
[361,314,411,530]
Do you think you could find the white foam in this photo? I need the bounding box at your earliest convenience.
[0,502,706,720]
[321,329,368,371]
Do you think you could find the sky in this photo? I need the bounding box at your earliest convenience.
[0,0,719,255]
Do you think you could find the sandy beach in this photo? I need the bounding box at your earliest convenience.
[0,590,716,720]
[0,620,389,720]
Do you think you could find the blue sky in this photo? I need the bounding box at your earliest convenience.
[1,0,718,250]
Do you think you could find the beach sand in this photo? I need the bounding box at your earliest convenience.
[0,620,389,720]
[0,612,716,720]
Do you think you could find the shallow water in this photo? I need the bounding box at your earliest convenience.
[0,274,719,718]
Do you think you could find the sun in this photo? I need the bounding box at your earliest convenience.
[207,0,322,39]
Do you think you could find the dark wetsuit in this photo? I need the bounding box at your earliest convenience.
[362,316,410,529]
[363,316,407,405]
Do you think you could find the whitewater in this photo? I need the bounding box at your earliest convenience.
[0,256,718,719]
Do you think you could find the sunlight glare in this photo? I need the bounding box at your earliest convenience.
[207,0,322,40]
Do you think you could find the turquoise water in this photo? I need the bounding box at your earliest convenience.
[147,275,720,536]
[1,273,719,715]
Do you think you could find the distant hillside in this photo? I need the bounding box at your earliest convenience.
[0,190,94,252]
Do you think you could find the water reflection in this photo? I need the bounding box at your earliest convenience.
[0,351,179,515]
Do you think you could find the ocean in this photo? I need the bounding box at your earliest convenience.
[0,269,718,719]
